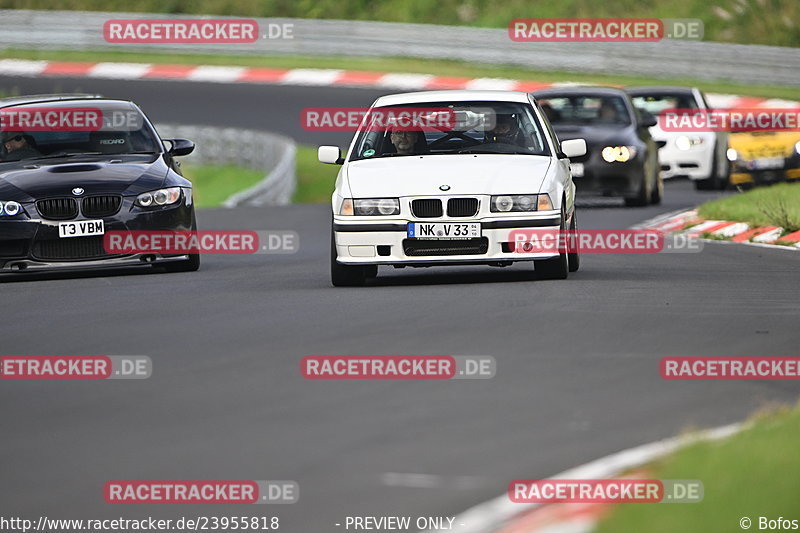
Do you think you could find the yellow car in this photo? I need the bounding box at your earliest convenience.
[727,131,800,186]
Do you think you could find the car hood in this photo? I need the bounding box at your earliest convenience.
[345,155,552,197]
[551,124,635,146]
[0,156,169,202]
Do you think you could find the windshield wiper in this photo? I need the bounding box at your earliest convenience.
[30,152,105,160]
[457,148,536,155]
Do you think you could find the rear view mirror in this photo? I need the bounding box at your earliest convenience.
[318,146,344,165]
[640,111,658,128]
[561,139,587,158]
[163,138,195,157]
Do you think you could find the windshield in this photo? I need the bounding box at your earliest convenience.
[631,93,699,114]
[349,101,550,161]
[0,102,161,163]
[538,95,632,126]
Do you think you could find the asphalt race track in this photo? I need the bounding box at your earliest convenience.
[2,76,799,531]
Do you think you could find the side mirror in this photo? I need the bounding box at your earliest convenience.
[318,145,344,165]
[640,111,658,128]
[163,138,195,157]
[561,139,587,158]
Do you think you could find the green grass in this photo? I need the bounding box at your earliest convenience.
[697,182,800,232]
[293,145,336,204]
[1,0,799,46]
[2,48,799,101]
[181,163,264,208]
[595,403,800,533]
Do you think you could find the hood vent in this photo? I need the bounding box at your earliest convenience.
[47,164,103,173]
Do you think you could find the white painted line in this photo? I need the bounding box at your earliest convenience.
[187,66,247,83]
[464,78,519,91]
[89,62,152,79]
[382,473,485,490]
[684,220,726,235]
[630,208,696,230]
[377,73,434,89]
[752,227,783,243]
[0,59,48,76]
[705,93,741,108]
[760,98,800,109]
[713,222,749,237]
[281,68,343,86]
[421,423,743,533]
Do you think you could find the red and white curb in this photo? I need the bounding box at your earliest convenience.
[0,59,797,109]
[636,209,800,250]
[422,424,741,533]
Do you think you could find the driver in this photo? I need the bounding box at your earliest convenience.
[2,130,41,161]
[487,114,522,145]
[388,128,420,155]
[598,100,620,123]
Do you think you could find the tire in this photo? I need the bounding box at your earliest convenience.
[694,143,726,190]
[567,208,580,273]
[650,170,663,205]
[163,213,200,272]
[330,228,368,287]
[624,168,650,207]
[535,205,569,280]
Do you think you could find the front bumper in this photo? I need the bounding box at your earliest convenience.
[658,143,714,180]
[573,156,644,198]
[0,197,194,272]
[729,158,800,185]
[333,214,562,265]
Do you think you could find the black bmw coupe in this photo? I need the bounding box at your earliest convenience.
[0,94,199,273]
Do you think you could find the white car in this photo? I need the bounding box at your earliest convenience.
[318,90,587,286]
[627,86,729,190]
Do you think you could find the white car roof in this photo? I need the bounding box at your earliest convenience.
[373,90,532,107]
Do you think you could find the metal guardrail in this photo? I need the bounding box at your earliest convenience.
[1,9,799,87]
[156,124,296,206]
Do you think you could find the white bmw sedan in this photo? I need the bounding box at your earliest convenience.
[319,90,587,286]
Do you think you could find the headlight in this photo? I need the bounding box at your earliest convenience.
[675,136,704,151]
[136,187,182,207]
[601,146,637,163]
[490,194,552,212]
[340,198,400,216]
[0,201,21,216]
[727,148,738,162]
[795,141,800,155]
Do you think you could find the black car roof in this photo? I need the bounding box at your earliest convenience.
[531,86,629,98]
[625,86,697,95]
[0,94,133,109]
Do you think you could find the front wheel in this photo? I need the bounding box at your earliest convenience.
[567,208,580,273]
[330,228,369,286]
[534,206,569,280]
